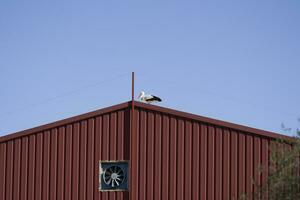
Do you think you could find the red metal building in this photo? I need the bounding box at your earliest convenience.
[0,101,289,200]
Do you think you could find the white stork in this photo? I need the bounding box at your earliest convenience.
[137,91,162,104]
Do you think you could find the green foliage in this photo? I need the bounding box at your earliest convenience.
[254,130,300,200]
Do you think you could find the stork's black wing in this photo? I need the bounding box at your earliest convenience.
[150,95,162,102]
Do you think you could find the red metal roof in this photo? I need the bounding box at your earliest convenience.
[0,101,289,143]
[0,101,291,200]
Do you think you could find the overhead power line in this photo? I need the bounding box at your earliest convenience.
[0,72,130,120]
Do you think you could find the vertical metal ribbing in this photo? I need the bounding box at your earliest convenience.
[87,119,95,200]
[161,115,170,200]
[139,110,147,200]
[135,110,140,200]
[198,123,202,199]
[13,138,21,200]
[0,102,286,200]
[6,140,13,200]
[0,105,131,200]
[94,116,101,199]
[65,125,73,200]
[176,119,184,200]
[117,111,124,160]
[43,131,50,200]
[261,138,269,200]
[21,137,29,200]
[28,135,37,200]
[200,124,207,200]
[138,110,142,200]
[215,128,223,200]
[153,113,162,200]
[246,135,253,199]
[222,129,230,200]
[80,120,88,200]
[35,133,43,200]
[167,116,171,200]
[184,121,192,200]
[192,122,200,200]
[109,113,116,200]
[49,129,58,200]
[0,143,7,200]
[239,133,246,197]
[116,111,124,200]
[57,127,65,200]
[146,112,155,200]
[99,116,105,200]
[253,137,261,198]
[229,130,232,200]
[230,131,238,199]
[169,117,177,200]
[152,113,157,200]
[72,123,80,200]
[207,126,215,200]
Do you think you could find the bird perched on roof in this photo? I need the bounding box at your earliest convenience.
[138,91,162,104]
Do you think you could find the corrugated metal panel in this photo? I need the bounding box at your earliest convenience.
[0,101,293,200]
[0,105,130,200]
[133,106,271,200]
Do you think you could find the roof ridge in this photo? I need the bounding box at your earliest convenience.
[0,101,130,143]
[0,100,290,143]
[133,101,291,140]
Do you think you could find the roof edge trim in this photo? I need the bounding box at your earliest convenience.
[0,101,130,143]
[133,101,291,140]
[1,100,291,143]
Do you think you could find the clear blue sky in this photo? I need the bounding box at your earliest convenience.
[0,1,299,136]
